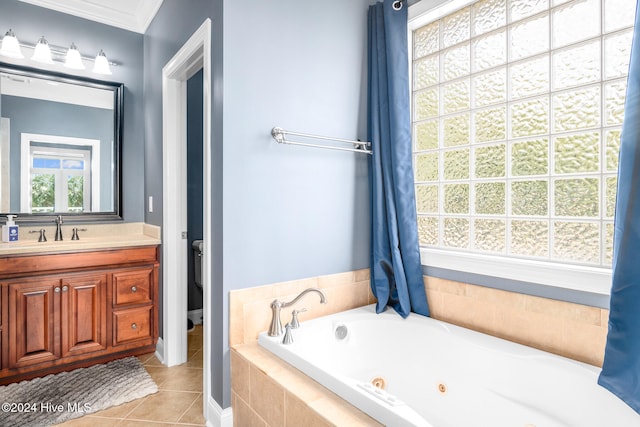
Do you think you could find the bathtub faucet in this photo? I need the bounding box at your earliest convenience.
[268,288,327,336]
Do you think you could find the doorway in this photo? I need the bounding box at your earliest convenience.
[161,18,213,422]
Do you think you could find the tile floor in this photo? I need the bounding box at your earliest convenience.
[56,325,206,427]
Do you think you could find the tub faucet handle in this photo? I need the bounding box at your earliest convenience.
[290,308,307,329]
[282,323,294,345]
[268,288,326,337]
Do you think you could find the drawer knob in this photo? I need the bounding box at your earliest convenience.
[62,285,68,292]
[131,323,138,330]
[54,287,61,293]
[131,286,137,293]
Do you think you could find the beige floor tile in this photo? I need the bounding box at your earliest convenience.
[177,394,206,425]
[126,390,200,423]
[143,365,175,387]
[188,328,203,351]
[89,398,144,419]
[185,350,203,368]
[118,420,174,427]
[136,353,155,364]
[55,415,123,426]
[159,366,203,392]
[141,354,164,367]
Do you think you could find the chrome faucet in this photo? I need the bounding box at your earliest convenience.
[54,215,63,241]
[268,288,327,336]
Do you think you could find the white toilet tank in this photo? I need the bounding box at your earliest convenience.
[192,240,204,288]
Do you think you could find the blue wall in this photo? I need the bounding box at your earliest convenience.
[221,0,373,407]
[188,70,204,312]
[0,0,145,222]
[146,0,374,410]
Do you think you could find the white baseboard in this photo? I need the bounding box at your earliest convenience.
[188,309,203,325]
[154,337,165,363]
[206,395,233,427]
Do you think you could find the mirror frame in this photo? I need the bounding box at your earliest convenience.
[0,62,123,222]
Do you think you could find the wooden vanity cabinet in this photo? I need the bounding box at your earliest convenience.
[0,246,159,384]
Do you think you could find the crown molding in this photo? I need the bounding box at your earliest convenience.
[18,0,163,34]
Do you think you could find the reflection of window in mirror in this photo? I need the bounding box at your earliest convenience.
[20,134,100,213]
[0,118,9,212]
[29,146,90,213]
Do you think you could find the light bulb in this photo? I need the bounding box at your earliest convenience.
[0,29,24,59]
[31,36,53,64]
[92,49,112,75]
[64,42,85,69]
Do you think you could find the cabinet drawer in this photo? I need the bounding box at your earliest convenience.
[113,269,152,306]
[113,306,152,345]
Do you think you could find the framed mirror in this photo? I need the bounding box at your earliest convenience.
[0,64,123,221]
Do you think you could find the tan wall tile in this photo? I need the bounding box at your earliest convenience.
[285,393,332,427]
[250,365,285,427]
[561,319,607,366]
[425,288,445,319]
[465,283,525,310]
[424,276,466,295]
[309,396,384,427]
[233,342,381,427]
[354,268,370,282]
[601,309,610,327]
[230,269,374,345]
[524,295,601,325]
[231,350,251,403]
[423,276,607,367]
[233,391,267,427]
[229,293,244,347]
[439,291,496,334]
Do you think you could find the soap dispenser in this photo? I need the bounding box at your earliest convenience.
[2,215,18,242]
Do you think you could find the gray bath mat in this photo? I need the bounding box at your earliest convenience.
[0,356,158,426]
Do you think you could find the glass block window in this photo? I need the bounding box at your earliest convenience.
[412,0,635,267]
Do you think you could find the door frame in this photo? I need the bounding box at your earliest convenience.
[161,18,218,423]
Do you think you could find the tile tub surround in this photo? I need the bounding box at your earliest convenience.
[230,269,609,425]
[424,276,609,367]
[0,222,161,255]
[231,344,383,427]
[229,269,374,347]
[229,269,379,426]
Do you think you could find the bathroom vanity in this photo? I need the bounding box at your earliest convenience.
[0,225,160,385]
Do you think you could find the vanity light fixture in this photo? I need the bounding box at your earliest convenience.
[31,36,54,64]
[0,29,24,59]
[64,42,85,70]
[92,49,112,75]
[0,29,117,75]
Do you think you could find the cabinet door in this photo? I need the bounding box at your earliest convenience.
[8,279,61,368]
[61,274,107,357]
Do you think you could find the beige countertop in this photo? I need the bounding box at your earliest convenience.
[0,222,161,255]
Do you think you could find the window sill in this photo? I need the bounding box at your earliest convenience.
[420,248,612,299]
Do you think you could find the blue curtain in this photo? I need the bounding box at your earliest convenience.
[367,0,429,318]
[598,2,640,414]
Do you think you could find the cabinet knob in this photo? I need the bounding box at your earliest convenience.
[131,323,138,330]
[131,286,137,293]
[62,285,68,292]
[54,287,61,293]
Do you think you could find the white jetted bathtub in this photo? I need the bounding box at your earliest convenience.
[258,304,640,427]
